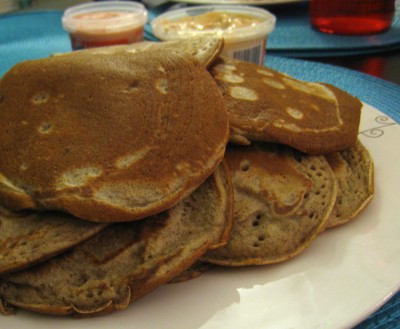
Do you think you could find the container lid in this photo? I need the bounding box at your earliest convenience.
[62,1,148,33]
[151,5,276,42]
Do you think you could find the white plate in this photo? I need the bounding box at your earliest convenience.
[2,103,399,329]
[173,0,306,5]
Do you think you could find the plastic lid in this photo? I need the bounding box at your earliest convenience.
[62,1,148,33]
[151,5,276,42]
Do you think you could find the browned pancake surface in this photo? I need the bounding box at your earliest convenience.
[0,206,106,275]
[169,262,214,283]
[0,48,229,222]
[325,139,374,228]
[210,57,362,154]
[0,163,233,316]
[79,36,224,68]
[203,143,337,266]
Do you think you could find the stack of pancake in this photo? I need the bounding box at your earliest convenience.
[0,37,374,317]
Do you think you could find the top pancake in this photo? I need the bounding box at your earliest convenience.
[0,45,229,222]
[210,57,362,154]
[78,36,224,69]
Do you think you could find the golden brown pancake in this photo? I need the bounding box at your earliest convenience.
[0,206,106,275]
[202,143,337,266]
[169,262,214,283]
[0,163,233,316]
[325,139,374,229]
[210,56,362,154]
[0,46,229,222]
[77,36,224,68]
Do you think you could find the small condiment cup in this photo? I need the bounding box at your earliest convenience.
[62,1,148,50]
[151,5,276,65]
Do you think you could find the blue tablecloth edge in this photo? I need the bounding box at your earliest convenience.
[353,288,400,329]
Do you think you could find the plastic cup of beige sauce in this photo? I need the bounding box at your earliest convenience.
[62,1,148,50]
[151,5,276,65]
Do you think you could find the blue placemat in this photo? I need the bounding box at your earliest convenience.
[264,55,400,122]
[0,10,399,328]
[356,291,400,329]
[144,1,400,57]
[0,11,71,76]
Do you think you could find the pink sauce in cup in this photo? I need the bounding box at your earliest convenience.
[62,1,148,50]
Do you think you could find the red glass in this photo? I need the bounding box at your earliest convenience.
[310,0,395,35]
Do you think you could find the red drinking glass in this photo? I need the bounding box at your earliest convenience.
[310,0,395,35]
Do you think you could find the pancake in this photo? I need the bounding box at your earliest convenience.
[202,143,337,266]
[78,36,224,68]
[0,206,106,275]
[0,45,229,222]
[0,163,233,316]
[169,262,214,283]
[210,56,362,154]
[325,139,374,229]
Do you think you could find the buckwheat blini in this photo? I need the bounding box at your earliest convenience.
[210,57,362,154]
[79,35,224,69]
[0,206,107,275]
[202,143,337,266]
[324,139,374,229]
[0,40,229,222]
[0,162,234,316]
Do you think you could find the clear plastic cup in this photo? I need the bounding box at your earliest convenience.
[151,5,276,65]
[62,1,148,50]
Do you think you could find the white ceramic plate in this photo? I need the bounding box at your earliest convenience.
[173,0,306,6]
[2,103,399,329]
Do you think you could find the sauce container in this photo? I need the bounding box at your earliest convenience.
[62,1,148,50]
[151,5,276,65]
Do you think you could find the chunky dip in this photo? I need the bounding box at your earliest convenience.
[151,5,276,65]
